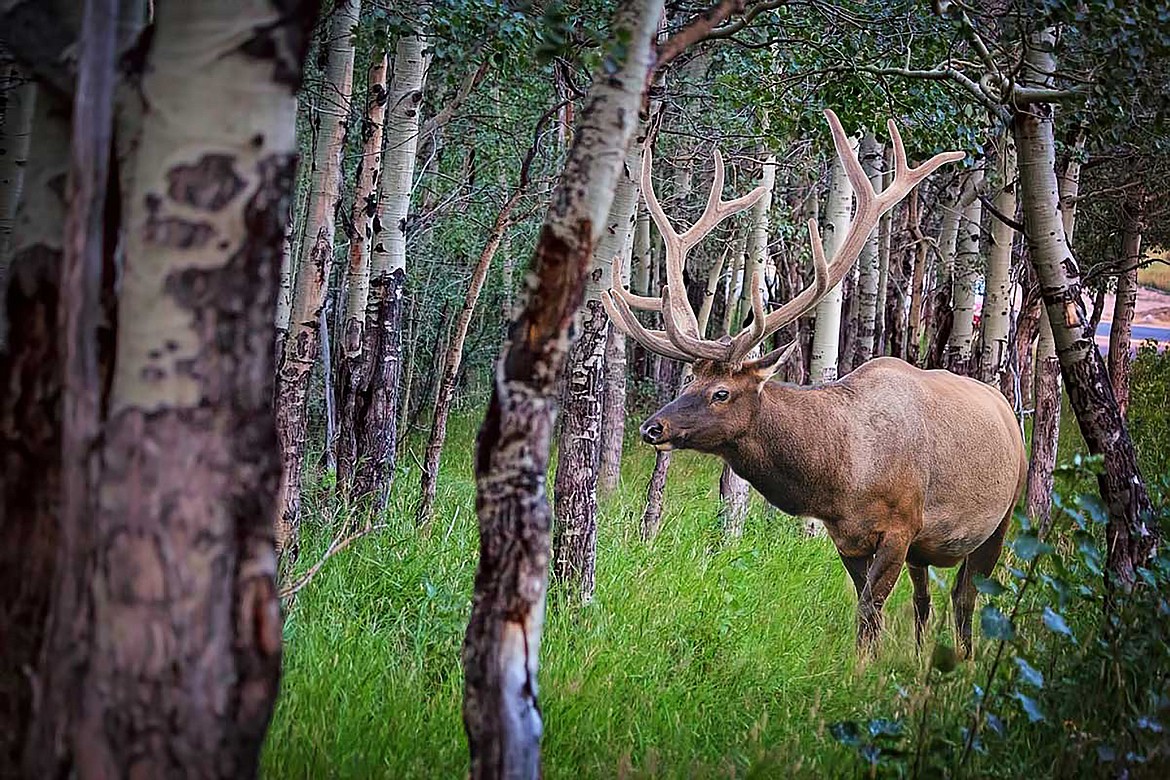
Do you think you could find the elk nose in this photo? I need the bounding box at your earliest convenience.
[641,419,665,444]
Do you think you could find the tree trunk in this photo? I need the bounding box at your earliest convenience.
[553,139,641,602]
[336,51,389,486]
[274,0,358,558]
[598,223,634,494]
[945,185,983,375]
[1026,317,1062,531]
[0,86,71,772]
[1108,198,1143,416]
[978,136,1017,385]
[20,1,315,774]
[874,147,893,355]
[1014,29,1156,586]
[852,133,882,368]
[721,151,775,537]
[0,70,35,348]
[342,30,428,509]
[463,0,661,772]
[905,192,928,364]
[417,196,519,527]
[925,176,966,367]
[809,139,856,384]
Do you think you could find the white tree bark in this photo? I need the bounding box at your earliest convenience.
[946,188,984,373]
[978,135,1017,384]
[852,133,883,368]
[809,137,856,384]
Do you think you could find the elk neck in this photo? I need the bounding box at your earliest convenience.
[714,379,855,519]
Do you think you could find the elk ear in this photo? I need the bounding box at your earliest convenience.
[744,341,798,382]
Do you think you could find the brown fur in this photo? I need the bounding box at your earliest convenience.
[640,356,1028,655]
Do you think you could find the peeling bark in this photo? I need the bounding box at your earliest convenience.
[553,141,641,601]
[336,51,389,483]
[463,0,662,771]
[341,30,428,508]
[274,0,358,557]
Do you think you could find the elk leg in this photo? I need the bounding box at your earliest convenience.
[908,563,931,649]
[839,553,872,599]
[952,513,1011,657]
[857,534,911,654]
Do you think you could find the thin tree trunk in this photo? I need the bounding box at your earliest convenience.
[463,0,661,771]
[1015,29,1156,585]
[275,218,296,345]
[0,70,35,348]
[598,222,634,494]
[852,133,882,368]
[344,30,428,509]
[978,136,1017,385]
[1109,197,1144,416]
[874,147,893,355]
[946,185,984,375]
[417,192,522,527]
[906,192,928,363]
[925,176,967,367]
[553,138,641,602]
[274,0,358,558]
[1026,316,1062,531]
[336,51,389,485]
[809,139,856,384]
[721,151,775,537]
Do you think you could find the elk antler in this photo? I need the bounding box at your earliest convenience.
[604,109,965,365]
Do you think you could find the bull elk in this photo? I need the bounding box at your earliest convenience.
[603,110,1027,655]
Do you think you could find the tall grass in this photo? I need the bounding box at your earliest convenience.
[264,414,979,778]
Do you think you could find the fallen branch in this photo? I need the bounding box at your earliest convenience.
[279,522,399,600]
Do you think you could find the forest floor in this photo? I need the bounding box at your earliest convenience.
[263,410,1087,779]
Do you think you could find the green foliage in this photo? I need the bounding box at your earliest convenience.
[1130,342,1170,481]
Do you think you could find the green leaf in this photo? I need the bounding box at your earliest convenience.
[1014,691,1046,723]
[974,575,1008,596]
[1042,607,1074,639]
[980,605,1016,641]
[1014,657,1045,688]
[1012,533,1054,562]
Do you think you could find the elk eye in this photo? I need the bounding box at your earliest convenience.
[711,389,730,403]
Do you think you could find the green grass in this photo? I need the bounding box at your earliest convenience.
[263,414,997,779]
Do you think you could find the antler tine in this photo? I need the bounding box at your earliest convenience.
[609,254,661,312]
[601,290,693,363]
[661,285,730,360]
[725,110,963,362]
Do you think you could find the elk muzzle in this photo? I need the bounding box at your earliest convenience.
[639,416,673,450]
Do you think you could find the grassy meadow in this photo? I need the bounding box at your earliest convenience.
[262,412,1058,779]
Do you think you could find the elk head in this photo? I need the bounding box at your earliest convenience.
[603,109,964,455]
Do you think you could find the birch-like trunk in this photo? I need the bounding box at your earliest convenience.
[1109,197,1144,416]
[341,31,428,509]
[905,192,928,363]
[336,51,389,488]
[874,148,893,354]
[598,201,635,494]
[809,139,856,384]
[0,86,71,772]
[274,0,358,558]
[924,177,966,367]
[945,184,984,375]
[23,1,314,774]
[1015,29,1156,583]
[721,152,775,537]
[851,133,883,368]
[978,136,1017,384]
[463,0,662,771]
[0,70,35,347]
[553,141,641,602]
